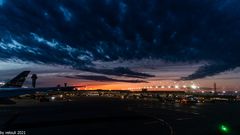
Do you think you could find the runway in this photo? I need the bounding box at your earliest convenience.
[0,96,239,135]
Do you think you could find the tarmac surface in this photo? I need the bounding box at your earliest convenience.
[0,96,239,135]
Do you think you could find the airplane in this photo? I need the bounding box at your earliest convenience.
[0,71,30,88]
[0,71,84,98]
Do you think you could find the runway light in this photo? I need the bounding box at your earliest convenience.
[51,96,56,100]
[219,124,230,133]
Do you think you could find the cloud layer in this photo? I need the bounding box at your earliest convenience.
[0,0,240,79]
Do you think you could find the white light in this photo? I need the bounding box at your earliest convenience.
[183,85,187,88]
[168,86,171,88]
[51,96,56,100]
[222,91,226,94]
[175,85,179,89]
[191,84,197,89]
[201,91,205,93]
[235,91,238,94]
[60,95,63,98]
[0,82,5,85]
[161,86,165,89]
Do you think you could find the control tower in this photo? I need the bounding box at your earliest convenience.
[31,74,38,88]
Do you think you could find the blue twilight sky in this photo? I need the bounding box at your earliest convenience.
[0,0,240,89]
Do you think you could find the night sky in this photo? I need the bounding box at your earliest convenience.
[0,0,240,90]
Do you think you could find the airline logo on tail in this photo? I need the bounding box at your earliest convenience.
[1,71,30,88]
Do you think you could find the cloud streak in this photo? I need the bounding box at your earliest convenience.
[81,67,154,78]
[63,75,148,83]
[181,62,237,80]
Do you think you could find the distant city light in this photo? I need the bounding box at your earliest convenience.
[51,96,56,100]
[168,86,171,88]
[183,85,187,88]
[191,84,197,89]
[0,82,5,85]
[222,91,226,94]
[161,86,165,89]
[235,91,238,94]
[175,85,179,89]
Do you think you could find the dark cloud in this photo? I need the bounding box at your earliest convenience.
[62,75,148,83]
[0,0,240,79]
[82,67,154,78]
[181,62,237,80]
[213,77,240,80]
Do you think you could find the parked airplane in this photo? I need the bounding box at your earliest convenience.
[0,71,82,98]
[0,71,30,88]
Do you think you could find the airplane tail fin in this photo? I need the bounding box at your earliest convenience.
[1,71,30,88]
